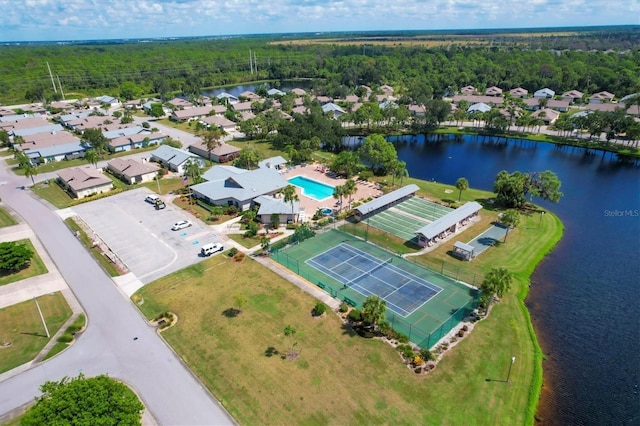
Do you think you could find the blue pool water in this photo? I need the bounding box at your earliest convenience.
[288,176,334,201]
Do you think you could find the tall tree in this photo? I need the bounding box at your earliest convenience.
[21,374,143,426]
[332,184,345,212]
[481,267,514,313]
[203,128,224,163]
[357,134,398,175]
[343,179,357,210]
[22,161,38,185]
[330,150,360,177]
[500,209,520,242]
[281,185,299,223]
[85,149,98,169]
[362,296,387,332]
[455,177,469,202]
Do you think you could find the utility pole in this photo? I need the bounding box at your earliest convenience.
[56,74,65,100]
[34,296,50,338]
[253,51,257,74]
[249,49,253,74]
[46,62,57,93]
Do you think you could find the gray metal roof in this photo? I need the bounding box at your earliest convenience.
[192,167,288,203]
[12,124,63,137]
[59,112,91,123]
[454,241,475,253]
[355,184,419,215]
[150,145,202,168]
[102,126,144,140]
[254,195,299,215]
[25,141,87,159]
[258,156,287,169]
[416,202,482,240]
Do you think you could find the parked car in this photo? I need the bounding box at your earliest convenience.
[145,194,161,204]
[155,200,166,210]
[171,220,192,231]
[200,243,223,256]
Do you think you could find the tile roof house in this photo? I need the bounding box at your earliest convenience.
[171,106,214,122]
[561,90,584,103]
[49,101,75,111]
[57,167,113,199]
[107,158,159,184]
[532,108,560,125]
[188,141,241,163]
[239,111,256,121]
[168,97,194,110]
[191,165,289,211]
[485,86,503,97]
[522,98,569,112]
[239,91,262,101]
[452,95,504,107]
[290,88,307,96]
[408,104,426,116]
[150,145,205,174]
[460,85,477,96]
[534,88,555,99]
[589,91,615,104]
[509,87,528,98]
[200,115,237,132]
[232,101,254,113]
[380,84,394,94]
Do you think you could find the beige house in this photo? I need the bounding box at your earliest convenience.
[485,86,503,97]
[57,167,113,199]
[107,158,159,184]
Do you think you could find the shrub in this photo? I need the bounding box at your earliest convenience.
[313,302,327,317]
[462,324,469,331]
[348,309,362,322]
[225,205,239,215]
[228,247,238,257]
[413,355,425,366]
[458,329,465,338]
[244,230,256,238]
[396,333,410,344]
[419,348,435,361]
[141,121,150,129]
[339,302,349,313]
[396,344,414,359]
[57,334,73,343]
[358,170,373,181]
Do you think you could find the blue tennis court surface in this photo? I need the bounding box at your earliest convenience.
[306,243,442,317]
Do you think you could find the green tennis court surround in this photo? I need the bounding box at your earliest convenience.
[271,229,478,349]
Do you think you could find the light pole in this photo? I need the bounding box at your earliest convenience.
[538,211,545,228]
[506,356,516,383]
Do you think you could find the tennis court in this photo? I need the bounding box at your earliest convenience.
[367,197,453,242]
[272,230,478,349]
[307,243,442,317]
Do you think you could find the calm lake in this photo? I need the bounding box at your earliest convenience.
[387,134,640,424]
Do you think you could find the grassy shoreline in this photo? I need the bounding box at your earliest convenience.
[133,176,562,424]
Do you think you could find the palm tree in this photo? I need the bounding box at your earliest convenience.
[283,325,298,358]
[23,162,38,185]
[343,179,357,210]
[183,159,202,205]
[455,177,469,202]
[332,185,345,212]
[281,185,299,223]
[362,296,387,332]
[500,209,520,242]
[391,160,408,186]
[481,267,513,313]
[85,150,98,168]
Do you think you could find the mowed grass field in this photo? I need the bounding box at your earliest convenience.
[136,249,538,425]
[0,292,72,374]
[0,239,48,287]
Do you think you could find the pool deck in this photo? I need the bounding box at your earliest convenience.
[280,163,383,219]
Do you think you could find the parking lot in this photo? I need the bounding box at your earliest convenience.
[71,188,223,284]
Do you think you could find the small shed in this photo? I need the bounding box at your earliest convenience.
[453,241,475,261]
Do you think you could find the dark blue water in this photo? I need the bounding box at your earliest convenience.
[390,134,640,425]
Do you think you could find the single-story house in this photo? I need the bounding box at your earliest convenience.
[191,165,288,211]
[408,104,426,116]
[452,95,504,107]
[57,167,113,199]
[123,99,143,109]
[216,92,239,104]
[108,132,165,152]
[0,116,50,133]
[24,141,88,164]
[171,106,214,122]
[532,108,560,125]
[188,141,241,163]
[534,88,555,99]
[94,95,120,108]
[66,115,113,132]
[589,91,615,104]
[561,90,584,103]
[200,115,236,132]
[239,91,261,101]
[509,87,528,98]
[253,195,300,224]
[267,88,285,97]
[107,158,159,184]
[467,103,492,114]
[239,111,256,121]
[11,124,64,138]
[380,84,394,95]
[460,85,477,96]
[485,86,503,97]
[291,106,309,115]
[59,111,92,127]
[150,145,205,174]
[0,113,38,123]
[415,202,482,247]
[321,102,345,119]
[290,88,307,96]
[233,101,254,113]
[522,98,569,112]
[168,97,194,110]
[49,101,75,111]
[315,96,333,105]
[22,104,47,116]
[102,126,145,140]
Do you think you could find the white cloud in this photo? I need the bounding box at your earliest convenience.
[0,0,637,41]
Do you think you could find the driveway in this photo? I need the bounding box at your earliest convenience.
[71,188,222,283]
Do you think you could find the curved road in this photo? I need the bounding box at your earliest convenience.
[0,166,233,424]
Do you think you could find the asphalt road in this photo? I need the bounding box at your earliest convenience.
[0,166,234,424]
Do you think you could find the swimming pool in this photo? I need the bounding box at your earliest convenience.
[288,176,334,201]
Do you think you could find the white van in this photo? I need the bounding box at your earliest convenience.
[201,243,223,256]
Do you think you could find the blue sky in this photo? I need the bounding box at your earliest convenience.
[1,0,638,42]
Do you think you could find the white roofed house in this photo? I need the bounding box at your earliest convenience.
[107,157,159,185]
[321,102,345,119]
[108,132,165,153]
[57,167,113,199]
[94,95,120,108]
[267,88,285,97]
[534,88,555,99]
[253,195,300,225]
[216,92,239,105]
[191,165,288,211]
[150,144,205,174]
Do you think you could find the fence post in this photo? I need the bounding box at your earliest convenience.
[441,260,444,275]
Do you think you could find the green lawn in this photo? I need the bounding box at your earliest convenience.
[0,207,18,227]
[135,186,561,425]
[31,180,74,209]
[0,239,48,287]
[0,292,72,374]
[227,138,285,161]
[42,314,86,361]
